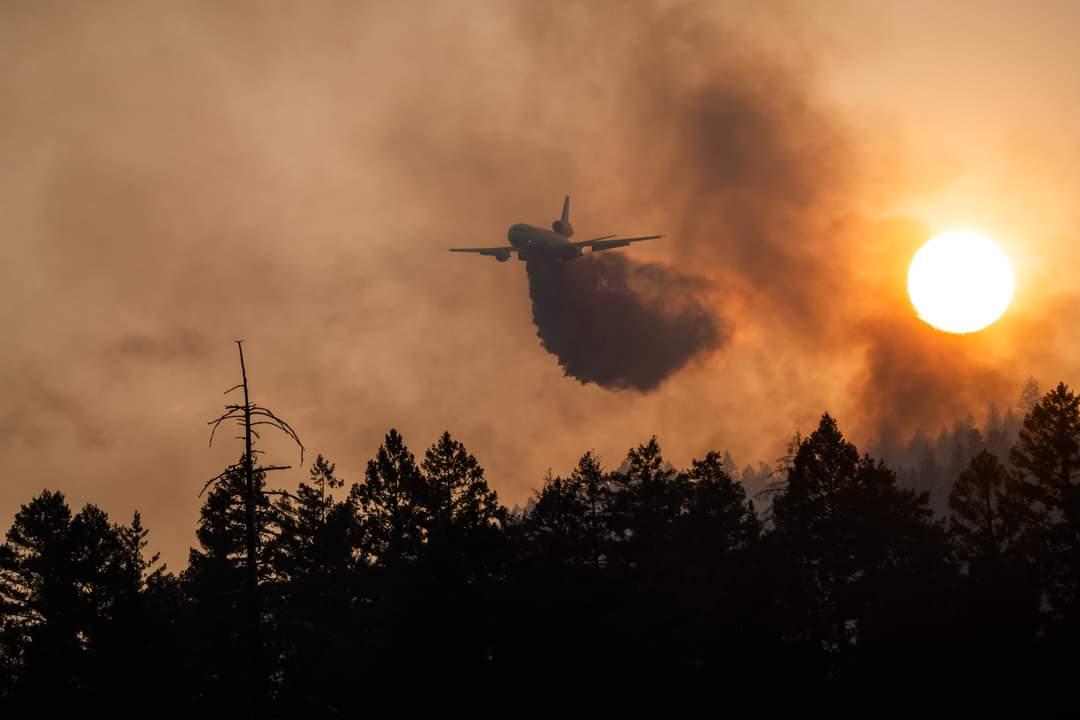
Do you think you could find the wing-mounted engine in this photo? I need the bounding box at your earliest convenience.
[493,248,511,262]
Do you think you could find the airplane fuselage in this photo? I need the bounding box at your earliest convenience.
[448,195,661,262]
[507,223,581,261]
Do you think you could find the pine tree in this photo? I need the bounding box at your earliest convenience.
[573,451,609,570]
[608,436,686,568]
[525,471,587,565]
[1017,376,1042,418]
[1009,382,1080,623]
[722,450,739,479]
[948,450,1023,567]
[183,465,275,712]
[272,455,355,583]
[350,429,428,567]
[772,414,947,664]
[946,449,1040,670]
[683,451,760,553]
[525,451,611,569]
[268,455,361,716]
[0,492,134,707]
[200,342,303,713]
[420,431,502,542]
[117,511,163,594]
[0,491,81,700]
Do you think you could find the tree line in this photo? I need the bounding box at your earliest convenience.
[2,383,1080,713]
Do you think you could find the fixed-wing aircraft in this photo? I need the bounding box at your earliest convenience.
[449,196,663,262]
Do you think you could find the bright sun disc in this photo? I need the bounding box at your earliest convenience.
[907,230,1014,334]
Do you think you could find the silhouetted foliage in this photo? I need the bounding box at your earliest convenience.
[682,450,760,554]
[1010,382,1080,631]
[949,450,1024,566]
[350,429,427,567]
[420,431,503,538]
[947,450,1041,689]
[267,455,360,715]
[525,451,610,569]
[772,414,952,689]
[0,492,169,711]
[8,387,1080,710]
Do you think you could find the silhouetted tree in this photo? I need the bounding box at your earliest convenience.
[184,465,273,710]
[682,451,760,553]
[949,450,1023,566]
[12,389,1080,707]
[946,450,1040,684]
[418,429,506,593]
[375,432,506,696]
[271,455,356,584]
[984,403,1014,463]
[573,451,609,570]
[351,429,427,567]
[772,414,950,686]
[200,341,303,712]
[117,511,162,593]
[0,491,82,702]
[939,417,985,514]
[268,455,361,715]
[721,450,739,478]
[525,471,589,565]
[608,436,686,569]
[1017,376,1042,418]
[0,492,141,709]
[1010,382,1080,626]
[526,451,611,570]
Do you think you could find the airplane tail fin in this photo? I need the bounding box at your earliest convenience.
[552,195,575,237]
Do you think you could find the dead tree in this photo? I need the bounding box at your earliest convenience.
[204,340,303,709]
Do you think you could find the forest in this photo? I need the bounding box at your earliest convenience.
[1,377,1078,714]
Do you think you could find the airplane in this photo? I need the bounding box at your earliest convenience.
[449,196,663,262]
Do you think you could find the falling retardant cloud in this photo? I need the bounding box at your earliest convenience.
[525,254,729,391]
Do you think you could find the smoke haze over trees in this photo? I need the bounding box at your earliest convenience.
[5,2,1080,569]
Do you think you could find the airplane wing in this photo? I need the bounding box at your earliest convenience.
[448,246,517,258]
[572,234,664,252]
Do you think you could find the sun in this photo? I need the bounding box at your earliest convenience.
[907,230,1015,334]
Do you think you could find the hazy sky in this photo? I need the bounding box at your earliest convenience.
[3,1,1079,567]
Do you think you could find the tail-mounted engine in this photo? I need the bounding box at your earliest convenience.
[552,220,574,237]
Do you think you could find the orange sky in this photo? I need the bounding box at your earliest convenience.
[2,1,1078,568]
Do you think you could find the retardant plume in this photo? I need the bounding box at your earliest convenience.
[525,255,728,391]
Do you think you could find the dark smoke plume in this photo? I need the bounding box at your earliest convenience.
[525,254,728,391]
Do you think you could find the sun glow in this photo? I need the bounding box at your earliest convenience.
[907,230,1015,334]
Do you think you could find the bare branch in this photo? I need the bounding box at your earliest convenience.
[264,489,301,503]
[249,408,305,464]
[199,468,235,497]
[208,409,248,447]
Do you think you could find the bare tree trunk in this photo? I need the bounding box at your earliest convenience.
[237,343,263,713]
[206,341,303,714]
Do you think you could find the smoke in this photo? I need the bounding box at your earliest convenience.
[1,0,1077,568]
[525,255,728,391]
